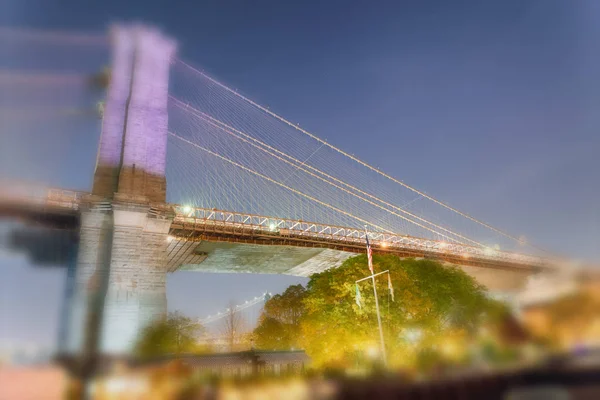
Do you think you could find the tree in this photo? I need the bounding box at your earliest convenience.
[300,255,501,370]
[221,301,246,351]
[253,285,307,350]
[133,312,205,359]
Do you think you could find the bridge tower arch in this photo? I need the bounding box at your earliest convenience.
[65,25,177,355]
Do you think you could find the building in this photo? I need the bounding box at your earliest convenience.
[130,350,310,378]
[179,350,310,377]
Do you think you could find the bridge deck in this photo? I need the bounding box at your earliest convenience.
[0,187,550,273]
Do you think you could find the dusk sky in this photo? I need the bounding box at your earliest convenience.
[1,0,599,348]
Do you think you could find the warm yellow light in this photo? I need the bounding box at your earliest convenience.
[441,341,459,357]
[381,241,388,248]
[367,346,379,359]
[166,235,174,242]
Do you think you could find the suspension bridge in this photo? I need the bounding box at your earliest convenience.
[196,292,271,351]
[0,24,569,355]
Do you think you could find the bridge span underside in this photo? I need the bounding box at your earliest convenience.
[167,238,532,293]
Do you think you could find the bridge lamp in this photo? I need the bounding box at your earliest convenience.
[462,253,470,259]
[269,223,276,231]
[182,205,192,214]
[381,241,388,248]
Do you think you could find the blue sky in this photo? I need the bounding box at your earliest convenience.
[1,0,599,347]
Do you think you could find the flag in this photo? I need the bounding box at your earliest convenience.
[388,273,395,302]
[365,230,373,273]
[355,284,362,309]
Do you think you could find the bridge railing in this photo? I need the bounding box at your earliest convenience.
[171,205,547,269]
[46,189,83,210]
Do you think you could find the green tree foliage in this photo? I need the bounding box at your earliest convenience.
[253,284,307,350]
[133,312,206,359]
[300,255,501,369]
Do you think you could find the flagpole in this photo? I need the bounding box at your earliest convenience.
[371,271,387,367]
[365,226,387,367]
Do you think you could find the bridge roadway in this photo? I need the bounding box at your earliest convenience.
[1,185,551,292]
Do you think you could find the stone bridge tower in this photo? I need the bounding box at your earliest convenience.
[65,25,177,355]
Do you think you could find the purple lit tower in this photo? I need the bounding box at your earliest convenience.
[92,25,176,202]
[92,25,135,198]
[118,26,176,202]
[66,24,177,355]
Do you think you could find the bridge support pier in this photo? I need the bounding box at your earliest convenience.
[64,198,173,355]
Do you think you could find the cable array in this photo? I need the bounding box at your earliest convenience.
[167,59,542,254]
[199,292,271,325]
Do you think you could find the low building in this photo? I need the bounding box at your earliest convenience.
[182,350,310,376]
[134,350,310,378]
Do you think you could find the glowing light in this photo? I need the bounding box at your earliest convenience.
[462,253,470,259]
[182,205,192,214]
[442,341,459,357]
[380,241,388,248]
[403,328,423,344]
[269,223,276,231]
[439,242,447,249]
[367,346,379,359]
[166,235,174,242]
